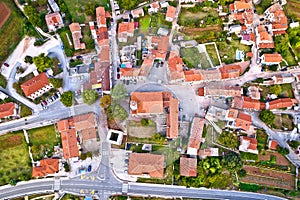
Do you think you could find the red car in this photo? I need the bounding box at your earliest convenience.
[3,63,9,67]
[117,74,120,79]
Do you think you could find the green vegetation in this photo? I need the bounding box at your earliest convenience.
[23,6,42,28]
[139,15,151,34]
[49,78,63,88]
[274,34,297,66]
[141,118,153,126]
[286,0,300,20]
[150,13,172,33]
[151,133,165,146]
[205,44,220,67]
[277,145,289,155]
[289,140,300,149]
[58,27,74,57]
[60,91,74,107]
[180,47,211,69]
[239,183,262,192]
[20,104,32,117]
[100,95,112,109]
[260,84,294,100]
[222,152,243,172]
[272,114,294,130]
[0,73,7,88]
[217,40,251,64]
[240,152,259,161]
[24,55,33,64]
[82,89,98,105]
[217,131,238,149]
[107,104,128,121]
[0,132,31,186]
[270,84,282,95]
[70,59,83,67]
[256,129,267,152]
[111,84,127,102]
[118,0,142,10]
[259,110,275,126]
[33,53,54,72]
[28,125,61,161]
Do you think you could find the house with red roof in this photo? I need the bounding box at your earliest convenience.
[20,72,53,100]
[268,140,278,150]
[187,117,205,156]
[166,6,176,22]
[267,98,294,110]
[118,22,135,43]
[45,12,63,32]
[0,102,18,119]
[230,0,252,13]
[96,7,106,28]
[32,158,59,177]
[69,23,86,50]
[180,157,197,177]
[261,53,282,65]
[239,136,258,154]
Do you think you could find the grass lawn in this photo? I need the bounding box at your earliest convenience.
[149,12,172,34]
[283,48,297,66]
[180,47,202,68]
[20,104,32,118]
[0,73,7,88]
[139,15,151,34]
[205,44,220,67]
[217,40,251,64]
[0,131,31,186]
[272,114,294,130]
[27,125,61,161]
[256,129,267,152]
[0,0,25,65]
[279,83,294,98]
[58,27,74,57]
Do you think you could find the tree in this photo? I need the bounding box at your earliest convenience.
[60,91,74,107]
[277,145,289,155]
[151,133,165,146]
[111,84,127,102]
[119,0,138,10]
[259,110,275,126]
[100,95,112,109]
[107,104,128,121]
[222,152,243,172]
[218,131,238,149]
[238,169,247,177]
[82,89,98,105]
[64,162,70,172]
[80,153,87,160]
[260,0,272,10]
[24,6,42,27]
[141,118,153,126]
[86,151,92,158]
[33,53,54,72]
[269,84,282,95]
[24,55,33,64]
[49,78,63,88]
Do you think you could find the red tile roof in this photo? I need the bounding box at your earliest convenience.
[60,129,79,159]
[180,157,197,177]
[81,127,97,141]
[168,57,183,71]
[259,43,275,49]
[184,70,202,82]
[269,140,278,150]
[268,98,294,110]
[21,73,50,97]
[73,113,96,131]
[128,153,164,178]
[243,97,263,110]
[219,65,242,79]
[234,1,252,11]
[263,53,282,63]
[118,22,135,34]
[0,102,15,118]
[96,7,106,27]
[166,97,179,139]
[236,112,252,131]
[32,158,59,177]
[69,23,85,50]
[166,6,176,20]
[188,117,205,149]
[131,92,164,114]
[241,136,257,150]
[198,87,205,96]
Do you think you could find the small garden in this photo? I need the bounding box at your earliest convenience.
[28,125,61,161]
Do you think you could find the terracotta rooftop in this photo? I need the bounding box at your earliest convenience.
[45,12,62,27]
[21,73,50,97]
[184,70,202,82]
[32,158,59,177]
[96,7,106,27]
[131,92,164,114]
[57,118,74,132]
[60,129,79,159]
[81,127,97,141]
[236,112,252,131]
[227,108,239,119]
[73,113,96,131]
[219,65,242,79]
[166,97,179,139]
[234,1,252,11]
[243,96,263,110]
[168,57,183,72]
[241,136,257,151]
[263,53,282,63]
[166,6,176,20]
[118,22,135,34]
[0,102,15,118]
[69,23,85,50]
[128,153,164,178]
[188,117,205,149]
[180,157,197,177]
[259,43,274,49]
[268,98,294,110]
[268,140,278,150]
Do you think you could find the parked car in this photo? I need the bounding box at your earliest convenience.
[3,63,9,67]
[87,165,92,172]
[117,74,120,79]
[42,106,48,110]
[117,67,120,72]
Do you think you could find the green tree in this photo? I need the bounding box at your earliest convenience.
[119,0,138,10]
[107,104,128,121]
[82,89,98,105]
[24,55,33,64]
[260,0,272,10]
[33,53,54,72]
[100,95,112,109]
[222,152,243,172]
[269,84,282,95]
[24,6,42,27]
[238,169,247,177]
[151,133,165,146]
[49,78,63,88]
[60,91,74,107]
[218,131,238,149]
[86,152,92,158]
[64,162,70,172]
[84,2,98,16]
[259,110,275,126]
[80,153,87,160]
[111,84,127,102]
[277,145,289,155]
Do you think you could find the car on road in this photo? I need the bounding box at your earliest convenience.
[126,80,129,85]
[281,67,288,71]
[61,45,64,50]
[42,106,48,110]
[117,73,120,79]
[87,165,92,172]
[3,63,9,67]
[117,67,120,72]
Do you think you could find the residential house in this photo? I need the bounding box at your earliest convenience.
[0,102,18,119]
[198,86,242,97]
[235,112,252,131]
[130,91,179,139]
[96,7,106,28]
[229,25,242,34]
[230,0,252,13]
[120,58,153,81]
[48,0,60,12]
[241,33,256,45]
[184,70,202,83]
[160,1,169,8]
[73,113,98,144]
[206,105,229,122]
[198,148,219,159]
[21,72,53,100]
[128,153,164,178]
[261,53,282,65]
[267,98,294,110]
[131,7,144,18]
[272,74,295,84]
[248,86,260,100]
[69,23,86,50]
[239,136,258,154]
[268,140,278,150]
[148,2,160,14]
[89,21,97,39]
[256,25,274,49]
[264,3,288,35]
[232,96,265,110]
[187,117,205,156]
[166,6,176,22]
[85,61,110,92]
[118,22,135,43]
[168,56,185,83]
[180,157,197,177]
[219,65,242,79]
[96,27,109,47]
[32,158,59,177]
[45,12,63,32]
[151,36,169,60]
[200,69,222,81]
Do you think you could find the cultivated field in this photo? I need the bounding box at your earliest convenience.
[0,2,10,28]
[0,0,25,65]
[241,165,295,190]
[260,152,289,166]
[287,0,300,20]
[0,131,31,186]
[27,125,61,161]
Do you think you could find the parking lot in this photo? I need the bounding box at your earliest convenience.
[69,156,101,178]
